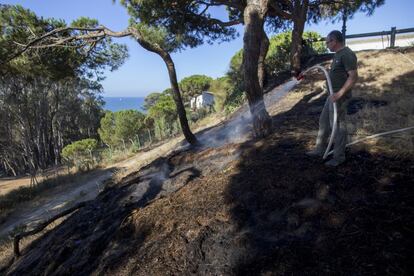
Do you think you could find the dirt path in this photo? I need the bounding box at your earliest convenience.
[0,168,65,196]
[0,177,36,196]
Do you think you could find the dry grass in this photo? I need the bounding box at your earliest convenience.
[192,112,226,130]
[348,48,414,156]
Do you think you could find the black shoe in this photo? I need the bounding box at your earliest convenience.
[324,159,345,167]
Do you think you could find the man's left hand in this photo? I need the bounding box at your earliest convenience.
[330,92,342,102]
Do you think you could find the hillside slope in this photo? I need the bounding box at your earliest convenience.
[2,48,414,275]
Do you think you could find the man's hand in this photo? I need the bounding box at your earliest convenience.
[330,69,358,102]
[296,72,305,81]
[330,92,343,102]
[293,70,304,81]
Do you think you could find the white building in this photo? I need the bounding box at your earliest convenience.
[346,34,414,51]
[190,91,215,110]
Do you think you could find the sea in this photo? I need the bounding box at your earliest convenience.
[103,97,145,112]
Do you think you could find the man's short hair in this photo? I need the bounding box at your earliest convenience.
[328,30,344,43]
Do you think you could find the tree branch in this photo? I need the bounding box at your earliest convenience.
[198,3,211,16]
[268,1,293,19]
[206,18,242,27]
[210,0,244,10]
[3,26,132,65]
[13,41,87,49]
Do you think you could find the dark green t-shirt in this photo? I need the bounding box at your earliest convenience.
[329,46,357,96]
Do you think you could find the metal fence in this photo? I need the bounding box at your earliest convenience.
[308,27,414,50]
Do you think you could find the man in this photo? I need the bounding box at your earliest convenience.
[306,30,358,167]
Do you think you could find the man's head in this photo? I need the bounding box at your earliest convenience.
[326,30,344,52]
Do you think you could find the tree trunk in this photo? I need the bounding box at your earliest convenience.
[341,4,348,44]
[290,0,309,76]
[243,0,272,138]
[258,29,269,90]
[136,134,141,148]
[130,30,198,146]
[147,128,152,144]
[163,54,198,145]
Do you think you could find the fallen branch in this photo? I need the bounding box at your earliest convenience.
[13,200,91,257]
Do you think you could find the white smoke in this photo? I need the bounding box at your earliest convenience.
[198,79,300,148]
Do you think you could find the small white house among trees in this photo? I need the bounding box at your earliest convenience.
[190,91,215,110]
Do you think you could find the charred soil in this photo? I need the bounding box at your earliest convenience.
[2,49,414,275]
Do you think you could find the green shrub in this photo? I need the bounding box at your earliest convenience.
[148,93,178,140]
[179,75,213,103]
[189,107,212,123]
[209,76,234,112]
[266,31,327,77]
[98,110,146,150]
[61,138,98,171]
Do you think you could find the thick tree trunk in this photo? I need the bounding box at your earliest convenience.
[290,0,309,76]
[243,0,272,138]
[131,30,198,146]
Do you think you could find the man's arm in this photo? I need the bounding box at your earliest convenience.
[331,69,358,102]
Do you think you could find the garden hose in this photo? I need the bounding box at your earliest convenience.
[326,126,414,156]
[300,65,337,159]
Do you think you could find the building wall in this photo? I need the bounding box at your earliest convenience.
[347,35,414,51]
[190,92,215,110]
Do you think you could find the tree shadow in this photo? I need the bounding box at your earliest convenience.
[381,69,414,94]
[224,85,414,274]
[347,97,388,115]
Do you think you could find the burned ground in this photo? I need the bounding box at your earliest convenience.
[2,49,414,275]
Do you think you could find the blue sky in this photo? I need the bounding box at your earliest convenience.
[3,0,414,97]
